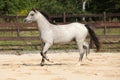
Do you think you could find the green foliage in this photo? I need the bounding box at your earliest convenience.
[0,0,37,15]
[36,0,63,14]
[0,0,120,15]
[87,0,120,13]
[36,0,81,14]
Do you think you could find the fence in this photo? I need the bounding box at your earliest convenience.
[0,12,120,51]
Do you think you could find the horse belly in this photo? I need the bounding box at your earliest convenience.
[52,23,87,44]
[53,33,74,44]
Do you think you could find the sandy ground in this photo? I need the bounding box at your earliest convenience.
[0,51,120,80]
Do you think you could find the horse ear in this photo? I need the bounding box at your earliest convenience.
[31,8,37,13]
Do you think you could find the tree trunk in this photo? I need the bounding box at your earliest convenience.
[82,0,87,21]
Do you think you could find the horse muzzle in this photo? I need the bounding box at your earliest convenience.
[24,19,32,23]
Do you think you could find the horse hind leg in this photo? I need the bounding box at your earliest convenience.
[83,42,92,61]
[83,42,90,57]
[76,41,85,63]
[79,52,84,62]
[78,46,85,66]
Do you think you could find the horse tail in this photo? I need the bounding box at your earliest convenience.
[85,24,101,52]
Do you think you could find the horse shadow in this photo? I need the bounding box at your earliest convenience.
[1,62,68,67]
[22,63,68,66]
[0,63,89,66]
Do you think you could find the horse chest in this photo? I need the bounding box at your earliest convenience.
[40,31,53,42]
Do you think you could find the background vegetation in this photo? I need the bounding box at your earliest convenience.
[0,0,120,15]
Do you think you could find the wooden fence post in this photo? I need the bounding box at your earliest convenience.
[103,12,107,35]
[63,12,66,23]
[16,15,20,37]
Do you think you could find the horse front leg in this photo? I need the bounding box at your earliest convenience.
[40,43,53,66]
[40,42,45,66]
[40,51,47,66]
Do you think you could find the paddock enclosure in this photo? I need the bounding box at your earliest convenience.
[0,51,120,80]
[0,12,120,51]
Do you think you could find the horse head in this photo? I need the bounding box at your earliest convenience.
[24,8,39,23]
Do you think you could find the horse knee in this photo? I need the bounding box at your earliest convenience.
[40,51,46,57]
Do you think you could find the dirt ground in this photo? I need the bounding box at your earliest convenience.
[0,51,120,80]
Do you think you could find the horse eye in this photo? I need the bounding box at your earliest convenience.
[31,14,34,16]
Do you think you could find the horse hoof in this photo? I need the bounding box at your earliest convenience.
[86,57,92,61]
[88,59,92,61]
[40,63,44,66]
[50,60,54,63]
[76,62,83,66]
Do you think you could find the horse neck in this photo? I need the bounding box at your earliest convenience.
[36,13,52,32]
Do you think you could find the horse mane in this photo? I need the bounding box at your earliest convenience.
[31,8,56,24]
[40,11,56,25]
